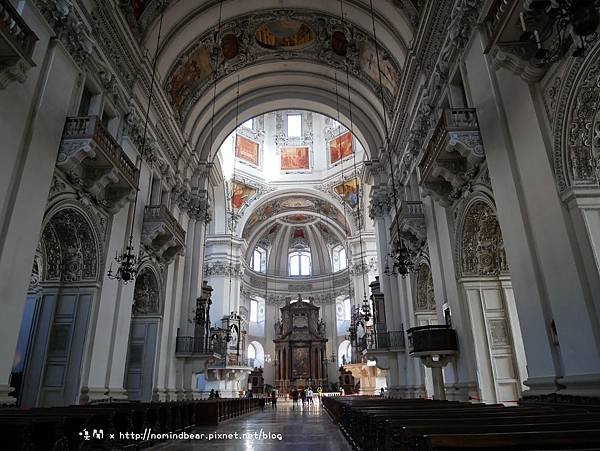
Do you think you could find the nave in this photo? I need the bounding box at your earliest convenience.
[152,400,351,451]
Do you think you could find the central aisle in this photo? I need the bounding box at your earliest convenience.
[152,399,352,451]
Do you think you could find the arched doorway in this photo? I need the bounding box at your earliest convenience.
[124,266,161,401]
[457,198,527,403]
[338,340,351,366]
[17,207,100,407]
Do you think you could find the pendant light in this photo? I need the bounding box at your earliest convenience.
[107,5,165,284]
[367,0,415,278]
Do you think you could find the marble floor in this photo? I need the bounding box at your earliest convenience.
[150,400,352,451]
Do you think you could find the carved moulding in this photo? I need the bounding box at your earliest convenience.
[415,262,436,312]
[455,195,509,278]
[39,203,103,283]
[164,9,401,124]
[553,39,600,195]
[132,265,161,315]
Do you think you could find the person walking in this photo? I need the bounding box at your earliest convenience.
[307,387,314,406]
[300,387,306,406]
[291,388,299,410]
[271,389,277,409]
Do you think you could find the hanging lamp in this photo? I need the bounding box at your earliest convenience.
[107,4,165,284]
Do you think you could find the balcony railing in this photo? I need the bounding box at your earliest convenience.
[175,336,226,356]
[142,204,186,264]
[0,0,38,88]
[62,116,138,187]
[144,205,186,246]
[365,330,406,351]
[483,0,520,53]
[419,108,480,182]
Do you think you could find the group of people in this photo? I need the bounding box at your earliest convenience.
[290,386,320,410]
[208,389,221,399]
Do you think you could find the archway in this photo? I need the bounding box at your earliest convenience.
[457,197,527,404]
[17,207,100,407]
[125,266,162,401]
[338,340,352,366]
[248,340,265,368]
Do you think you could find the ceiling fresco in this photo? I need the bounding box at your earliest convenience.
[164,10,402,123]
[242,195,348,240]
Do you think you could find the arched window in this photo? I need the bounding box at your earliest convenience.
[247,343,256,360]
[251,246,267,273]
[338,340,352,366]
[332,245,347,272]
[250,299,258,322]
[289,251,311,276]
[343,298,351,321]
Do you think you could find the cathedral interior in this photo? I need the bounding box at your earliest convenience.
[2,0,600,449]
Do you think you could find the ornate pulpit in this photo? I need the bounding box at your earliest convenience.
[274,295,327,391]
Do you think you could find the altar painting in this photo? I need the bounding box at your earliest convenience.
[292,348,309,379]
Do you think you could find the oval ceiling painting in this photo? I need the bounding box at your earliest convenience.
[255,20,315,50]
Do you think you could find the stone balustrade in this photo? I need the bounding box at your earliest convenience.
[142,204,186,264]
[0,0,38,88]
[419,108,484,206]
[57,116,138,213]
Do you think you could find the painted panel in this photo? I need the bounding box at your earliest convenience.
[281,146,310,170]
[235,134,259,166]
[334,178,359,208]
[232,182,257,212]
[329,132,353,164]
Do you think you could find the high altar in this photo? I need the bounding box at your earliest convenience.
[274,295,327,391]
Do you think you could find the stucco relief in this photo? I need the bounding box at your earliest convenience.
[133,267,160,315]
[164,10,401,123]
[415,263,436,311]
[40,208,99,282]
[554,41,600,193]
[460,200,508,277]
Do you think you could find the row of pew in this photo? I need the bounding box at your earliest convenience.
[322,396,600,450]
[0,398,260,450]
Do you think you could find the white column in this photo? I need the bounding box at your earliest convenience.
[465,32,600,396]
[0,12,80,402]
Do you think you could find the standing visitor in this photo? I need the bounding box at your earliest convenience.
[209,389,215,399]
[307,387,314,405]
[291,388,299,410]
[380,387,385,397]
[271,389,277,408]
[300,387,306,406]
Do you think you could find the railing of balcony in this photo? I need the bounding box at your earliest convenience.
[0,0,38,62]
[419,108,479,180]
[63,116,137,187]
[175,336,226,355]
[144,204,186,244]
[484,0,520,53]
[367,330,406,350]
[210,356,251,368]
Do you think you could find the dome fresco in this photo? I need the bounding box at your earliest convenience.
[255,20,316,50]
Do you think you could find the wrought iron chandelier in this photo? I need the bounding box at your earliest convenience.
[519,0,600,62]
[384,238,416,277]
[108,5,165,284]
[366,0,416,278]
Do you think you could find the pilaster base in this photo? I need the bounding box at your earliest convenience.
[522,376,563,398]
[153,388,175,402]
[106,387,128,401]
[444,382,478,402]
[79,386,109,404]
[385,385,404,398]
[0,384,16,406]
[403,384,427,399]
[557,374,600,398]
